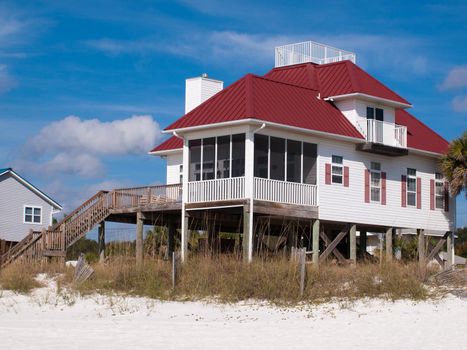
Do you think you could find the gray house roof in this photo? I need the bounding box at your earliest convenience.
[0,168,62,210]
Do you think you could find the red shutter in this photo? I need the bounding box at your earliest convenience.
[401,175,407,207]
[344,166,349,187]
[416,177,422,209]
[444,181,449,212]
[430,179,435,210]
[364,169,370,203]
[325,163,331,184]
[381,172,387,205]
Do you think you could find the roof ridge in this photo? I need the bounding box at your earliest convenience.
[255,73,319,92]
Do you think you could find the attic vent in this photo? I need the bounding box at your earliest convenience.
[275,41,356,67]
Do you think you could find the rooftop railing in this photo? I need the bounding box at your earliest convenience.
[275,41,356,67]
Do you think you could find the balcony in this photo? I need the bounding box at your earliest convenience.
[356,120,408,157]
[187,177,318,207]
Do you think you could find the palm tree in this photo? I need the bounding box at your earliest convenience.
[441,131,467,197]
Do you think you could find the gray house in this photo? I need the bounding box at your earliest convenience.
[0,168,62,243]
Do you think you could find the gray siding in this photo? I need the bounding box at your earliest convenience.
[0,173,55,242]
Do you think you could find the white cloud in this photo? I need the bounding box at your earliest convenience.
[452,95,467,113]
[16,115,162,178]
[28,115,161,156]
[439,66,467,91]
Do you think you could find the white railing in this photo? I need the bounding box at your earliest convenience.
[187,177,245,203]
[363,119,407,149]
[254,177,317,206]
[394,124,407,148]
[275,41,356,67]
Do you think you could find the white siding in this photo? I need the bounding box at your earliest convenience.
[0,174,55,242]
[318,139,455,231]
[167,153,183,185]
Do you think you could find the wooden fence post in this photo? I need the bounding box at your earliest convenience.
[299,248,306,297]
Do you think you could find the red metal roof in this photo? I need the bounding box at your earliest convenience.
[264,61,411,106]
[395,109,449,155]
[164,74,363,139]
[150,136,183,153]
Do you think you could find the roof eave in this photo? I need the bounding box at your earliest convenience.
[325,93,412,109]
[163,118,364,143]
[5,170,63,210]
[148,148,183,156]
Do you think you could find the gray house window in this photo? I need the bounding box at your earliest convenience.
[24,206,41,224]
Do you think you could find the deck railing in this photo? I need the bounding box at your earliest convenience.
[112,184,182,208]
[254,177,317,206]
[187,177,246,203]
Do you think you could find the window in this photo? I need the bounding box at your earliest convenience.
[407,168,417,206]
[24,206,41,224]
[287,140,301,183]
[270,137,285,181]
[435,173,444,209]
[366,107,384,121]
[331,155,343,184]
[179,165,183,184]
[366,107,384,143]
[370,162,381,202]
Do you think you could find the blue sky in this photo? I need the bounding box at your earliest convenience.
[0,0,466,227]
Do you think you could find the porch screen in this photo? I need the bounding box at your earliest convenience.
[254,134,269,178]
[302,142,317,185]
[189,139,201,181]
[216,136,230,178]
[202,138,215,180]
[270,137,285,181]
[287,140,301,183]
[231,134,245,177]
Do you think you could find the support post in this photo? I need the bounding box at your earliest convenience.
[167,220,175,260]
[243,204,253,262]
[385,227,393,261]
[312,219,320,266]
[98,221,105,264]
[181,210,189,263]
[446,231,455,270]
[418,229,425,269]
[359,230,367,258]
[349,224,357,265]
[136,212,144,266]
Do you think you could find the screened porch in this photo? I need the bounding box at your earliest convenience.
[186,133,318,206]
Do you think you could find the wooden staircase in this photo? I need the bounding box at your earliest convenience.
[0,190,111,267]
[0,184,182,268]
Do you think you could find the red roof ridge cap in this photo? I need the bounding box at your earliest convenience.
[255,73,320,92]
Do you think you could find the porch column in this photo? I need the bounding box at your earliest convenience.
[243,125,255,263]
[385,227,393,261]
[446,231,455,269]
[136,211,144,266]
[312,219,320,265]
[98,221,105,264]
[359,230,367,258]
[167,219,175,259]
[349,224,357,264]
[418,229,425,269]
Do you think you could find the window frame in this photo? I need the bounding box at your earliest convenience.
[435,172,444,210]
[370,162,381,203]
[23,205,42,225]
[406,168,417,207]
[331,155,344,185]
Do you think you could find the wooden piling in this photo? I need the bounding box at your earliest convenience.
[98,221,105,264]
[136,211,144,266]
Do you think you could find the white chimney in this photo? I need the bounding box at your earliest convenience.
[185,73,223,114]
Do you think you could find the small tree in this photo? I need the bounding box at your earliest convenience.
[441,131,466,197]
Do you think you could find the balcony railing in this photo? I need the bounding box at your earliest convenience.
[187,177,246,203]
[254,177,317,206]
[186,177,318,206]
[364,119,407,148]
